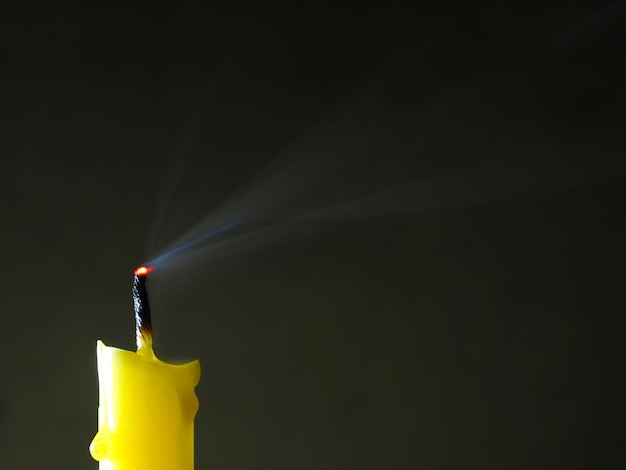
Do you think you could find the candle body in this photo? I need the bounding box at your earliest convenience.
[90,340,200,470]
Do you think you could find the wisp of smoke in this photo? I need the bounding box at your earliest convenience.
[144,54,625,269]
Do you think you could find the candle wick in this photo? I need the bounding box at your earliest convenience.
[133,270,153,354]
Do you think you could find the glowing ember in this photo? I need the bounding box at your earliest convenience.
[134,266,153,276]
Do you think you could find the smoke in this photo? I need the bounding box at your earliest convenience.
[144,44,625,270]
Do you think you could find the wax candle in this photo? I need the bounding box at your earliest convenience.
[90,266,201,470]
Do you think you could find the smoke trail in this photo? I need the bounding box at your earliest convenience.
[144,41,626,268]
[146,218,250,267]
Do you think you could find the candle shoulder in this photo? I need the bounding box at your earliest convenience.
[99,341,201,382]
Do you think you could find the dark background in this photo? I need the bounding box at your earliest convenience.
[1,2,625,469]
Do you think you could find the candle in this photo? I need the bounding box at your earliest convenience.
[90,266,201,470]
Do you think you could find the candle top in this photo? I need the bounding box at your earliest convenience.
[91,265,201,469]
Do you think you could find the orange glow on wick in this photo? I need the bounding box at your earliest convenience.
[134,266,153,276]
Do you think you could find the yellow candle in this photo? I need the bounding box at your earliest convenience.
[90,267,201,470]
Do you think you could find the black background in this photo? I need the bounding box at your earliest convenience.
[1,2,625,469]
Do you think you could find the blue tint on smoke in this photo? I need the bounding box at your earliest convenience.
[145,218,250,267]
